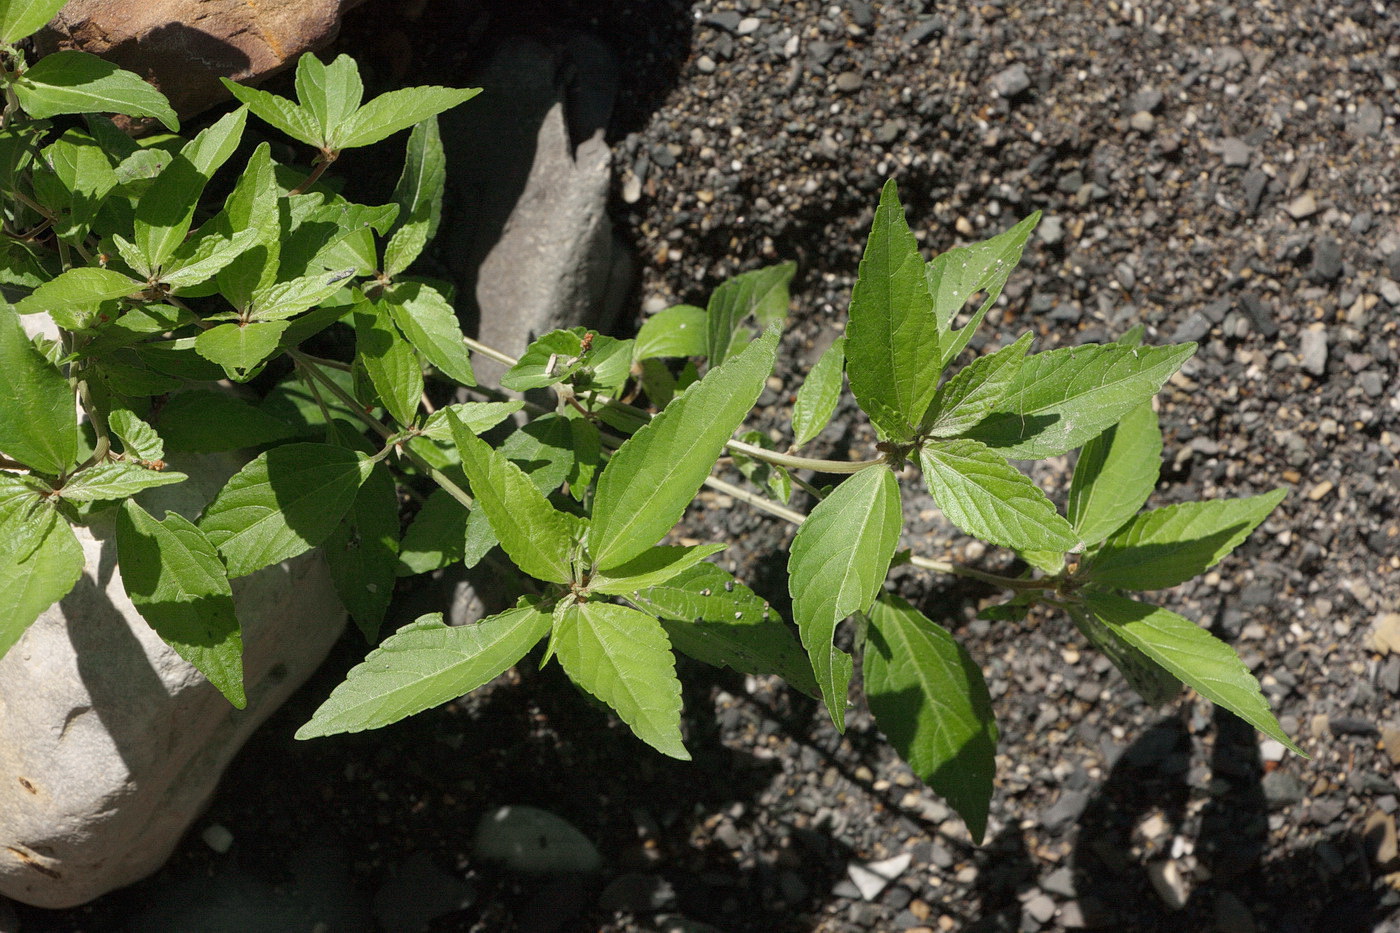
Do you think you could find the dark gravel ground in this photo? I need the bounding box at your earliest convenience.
[13,1,1400,931]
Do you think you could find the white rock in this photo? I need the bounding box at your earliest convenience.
[846,852,911,901]
[474,805,602,874]
[1146,859,1189,910]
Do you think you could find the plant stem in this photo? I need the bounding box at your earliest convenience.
[726,437,883,474]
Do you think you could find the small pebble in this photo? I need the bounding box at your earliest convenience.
[1129,111,1155,133]
[991,63,1031,98]
[1286,193,1318,219]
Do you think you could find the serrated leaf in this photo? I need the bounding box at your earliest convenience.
[792,336,845,448]
[922,332,1031,436]
[14,267,140,329]
[964,342,1195,459]
[590,328,778,571]
[156,390,298,452]
[249,269,357,322]
[29,128,116,243]
[0,500,83,659]
[927,212,1039,367]
[354,299,422,426]
[384,117,445,278]
[1082,592,1302,754]
[919,439,1076,552]
[385,281,475,386]
[199,443,372,577]
[591,543,727,595]
[419,402,523,442]
[845,179,941,440]
[0,0,68,43]
[219,78,321,147]
[332,86,482,150]
[15,52,178,130]
[1069,604,1180,707]
[297,606,552,738]
[705,263,795,367]
[554,601,689,759]
[193,320,289,381]
[635,304,707,361]
[788,465,902,730]
[865,593,998,843]
[0,302,77,474]
[108,409,164,461]
[133,151,207,273]
[565,415,601,501]
[501,413,575,495]
[1067,402,1161,546]
[395,487,467,576]
[448,409,578,584]
[55,460,186,501]
[115,501,244,707]
[1083,488,1287,590]
[631,563,819,698]
[501,329,588,391]
[294,53,363,142]
[324,463,398,641]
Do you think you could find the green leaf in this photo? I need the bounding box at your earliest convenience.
[964,342,1195,459]
[564,415,601,501]
[133,152,207,273]
[554,601,689,760]
[918,439,1077,553]
[630,563,819,698]
[324,463,398,641]
[0,501,83,659]
[193,320,289,381]
[331,85,482,150]
[55,460,186,501]
[384,117,446,278]
[922,332,1032,436]
[591,543,727,595]
[219,78,321,148]
[788,465,902,730]
[29,128,116,243]
[1067,402,1161,546]
[395,487,467,576]
[0,0,68,43]
[1082,488,1287,590]
[705,263,795,367]
[108,409,164,461]
[635,305,707,360]
[385,281,475,386]
[865,593,998,843]
[1069,604,1180,707]
[14,267,140,329]
[926,212,1039,367]
[156,390,298,452]
[501,329,588,391]
[447,410,578,585]
[791,336,846,448]
[590,327,778,571]
[0,302,77,474]
[296,606,552,738]
[354,299,422,426]
[115,502,245,707]
[200,443,373,578]
[294,53,364,142]
[1082,592,1302,754]
[845,179,941,440]
[500,413,574,494]
[419,402,522,442]
[15,51,178,130]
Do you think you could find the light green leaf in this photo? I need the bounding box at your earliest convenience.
[927,212,1039,367]
[294,53,363,142]
[385,281,475,386]
[788,465,902,730]
[865,593,998,843]
[200,443,373,577]
[500,414,575,494]
[419,402,522,442]
[922,332,1032,436]
[55,460,186,501]
[179,104,247,177]
[1083,592,1302,754]
[156,390,298,452]
[705,262,795,367]
[630,563,819,698]
[635,305,707,361]
[133,152,208,274]
[1083,488,1287,590]
[591,543,727,595]
[0,0,68,44]
[1067,402,1161,546]
[29,128,115,243]
[332,86,482,150]
[1069,604,1180,707]
[590,328,778,571]
[354,299,422,426]
[219,78,321,147]
[501,329,587,390]
[845,179,941,440]
[297,606,552,738]
[0,302,77,474]
[116,502,245,707]
[15,52,178,130]
[384,117,445,278]
[108,409,164,461]
[249,270,357,322]
[447,409,578,584]
[0,501,83,660]
[394,487,467,576]
[554,601,689,760]
[324,463,398,642]
[918,439,1077,553]
[792,336,845,448]
[964,342,1196,459]
[193,320,289,381]
[14,267,141,329]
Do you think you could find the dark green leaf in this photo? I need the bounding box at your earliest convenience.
[0,500,83,659]
[15,51,178,130]
[1069,604,1180,707]
[791,336,845,448]
[193,320,289,381]
[156,390,298,452]
[501,329,587,391]
[395,487,467,576]
[1067,402,1161,546]
[354,299,423,426]
[922,332,1031,436]
[419,402,523,442]
[0,302,77,474]
[324,463,398,641]
[384,117,446,278]
[501,413,575,494]
[706,263,795,366]
[926,212,1039,367]
[635,304,707,360]
[108,409,164,461]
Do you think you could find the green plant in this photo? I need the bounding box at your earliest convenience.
[0,10,1300,844]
